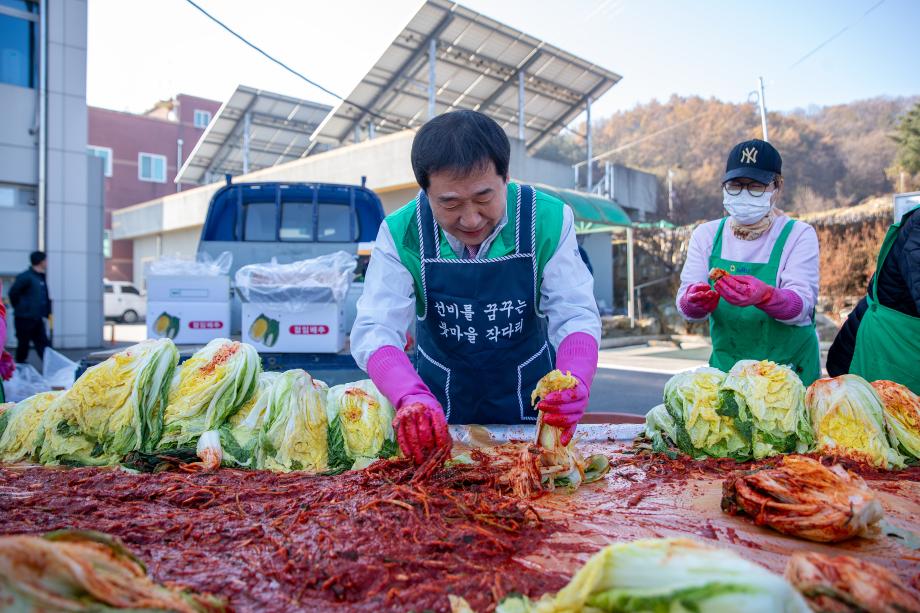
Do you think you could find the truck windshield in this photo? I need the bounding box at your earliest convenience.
[243,202,276,241]
[280,201,314,241]
[317,203,355,242]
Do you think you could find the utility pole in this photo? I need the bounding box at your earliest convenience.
[757,76,769,142]
[585,97,592,191]
[667,168,674,220]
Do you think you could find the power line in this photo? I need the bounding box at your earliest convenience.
[788,0,886,70]
[183,0,407,130]
[573,116,697,167]
[579,1,886,167]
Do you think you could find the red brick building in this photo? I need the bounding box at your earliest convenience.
[88,94,221,281]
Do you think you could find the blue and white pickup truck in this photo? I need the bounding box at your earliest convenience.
[82,179,387,383]
[196,179,386,336]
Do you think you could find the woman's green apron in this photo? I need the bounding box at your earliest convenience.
[708,218,821,385]
[850,206,920,394]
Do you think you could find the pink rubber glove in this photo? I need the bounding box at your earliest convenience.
[537,333,598,446]
[367,345,451,464]
[679,283,720,319]
[392,401,451,465]
[715,275,773,307]
[755,287,804,321]
[0,351,12,381]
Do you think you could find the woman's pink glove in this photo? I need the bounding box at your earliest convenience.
[715,275,772,307]
[680,283,720,319]
[0,351,13,381]
[755,287,804,321]
[367,345,451,464]
[537,333,599,446]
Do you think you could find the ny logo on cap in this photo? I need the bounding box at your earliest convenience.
[740,147,758,164]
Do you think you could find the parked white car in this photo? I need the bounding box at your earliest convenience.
[104,280,146,323]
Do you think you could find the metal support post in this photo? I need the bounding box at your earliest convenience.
[757,76,769,142]
[585,97,592,191]
[517,70,525,140]
[242,111,251,174]
[176,139,183,192]
[428,39,437,119]
[626,227,635,328]
[368,122,376,139]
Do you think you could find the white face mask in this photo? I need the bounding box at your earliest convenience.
[723,188,773,225]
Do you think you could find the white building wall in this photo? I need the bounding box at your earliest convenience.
[44,0,101,349]
[132,236,159,290]
[1,0,100,350]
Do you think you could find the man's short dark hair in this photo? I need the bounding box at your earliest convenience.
[30,251,46,266]
[410,110,510,191]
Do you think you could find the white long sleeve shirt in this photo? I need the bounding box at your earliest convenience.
[677,215,819,326]
[351,204,601,370]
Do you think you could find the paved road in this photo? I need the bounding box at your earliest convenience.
[587,368,671,415]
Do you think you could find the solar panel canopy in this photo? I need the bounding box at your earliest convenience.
[176,85,332,185]
[312,0,621,151]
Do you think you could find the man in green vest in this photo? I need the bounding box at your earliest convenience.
[351,110,602,464]
[828,203,920,393]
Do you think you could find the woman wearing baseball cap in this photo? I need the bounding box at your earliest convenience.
[675,139,821,384]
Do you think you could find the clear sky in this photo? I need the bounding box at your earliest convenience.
[87,0,920,121]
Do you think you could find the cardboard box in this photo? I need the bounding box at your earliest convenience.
[242,302,345,353]
[146,275,229,303]
[147,301,231,345]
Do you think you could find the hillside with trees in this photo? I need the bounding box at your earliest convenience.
[538,95,919,223]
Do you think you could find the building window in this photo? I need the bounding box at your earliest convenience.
[138,153,166,183]
[0,183,35,207]
[103,229,112,258]
[0,1,38,89]
[88,146,113,177]
[193,109,212,129]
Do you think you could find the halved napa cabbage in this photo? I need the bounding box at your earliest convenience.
[720,360,813,459]
[530,370,610,491]
[38,339,178,466]
[0,391,62,463]
[662,367,749,460]
[872,380,920,460]
[491,538,810,613]
[158,339,261,449]
[256,369,328,472]
[218,370,280,467]
[325,379,398,472]
[806,375,906,469]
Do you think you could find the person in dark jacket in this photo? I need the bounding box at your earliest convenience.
[8,251,52,364]
[827,205,920,392]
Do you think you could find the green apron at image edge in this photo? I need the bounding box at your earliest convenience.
[850,207,920,394]
[708,218,821,385]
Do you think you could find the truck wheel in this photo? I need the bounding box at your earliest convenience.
[122,309,139,324]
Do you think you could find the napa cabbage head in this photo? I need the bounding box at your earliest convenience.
[872,380,920,461]
[219,371,280,467]
[643,404,678,455]
[38,339,178,466]
[806,375,906,469]
[158,339,261,449]
[720,360,812,460]
[661,367,748,460]
[325,380,397,472]
[495,538,811,613]
[257,369,328,472]
[0,391,63,463]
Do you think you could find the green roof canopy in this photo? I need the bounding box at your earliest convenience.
[532,183,631,227]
